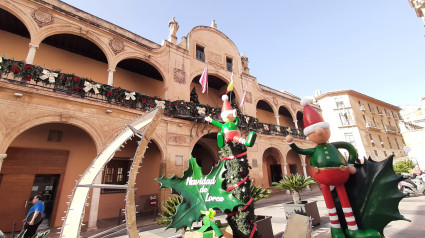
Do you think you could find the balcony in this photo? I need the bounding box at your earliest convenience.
[366,121,381,131]
[386,112,391,118]
[384,125,398,134]
[369,108,375,114]
[0,57,307,141]
[377,110,384,116]
[359,105,365,111]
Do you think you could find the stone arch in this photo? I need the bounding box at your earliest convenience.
[278,105,295,127]
[0,3,38,39]
[113,53,167,83]
[190,133,220,175]
[33,24,113,64]
[0,113,102,154]
[189,72,241,107]
[285,149,304,175]
[262,147,284,187]
[112,56,166,98]
[256,99,277,124]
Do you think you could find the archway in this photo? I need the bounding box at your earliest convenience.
[278,106,295,127]
[285,149,303,176]
[191,75,228,107]
[296,111,304,132]
[114,58,165,98]
[35,33,109,84]
[262,147,283,187]
[191,133,219,175]
[256,100,275,124]
[0,8,31,61]
[0,123,96,232]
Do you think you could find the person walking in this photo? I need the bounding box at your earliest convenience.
[23,195,45,238]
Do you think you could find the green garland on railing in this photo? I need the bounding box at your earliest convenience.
[0,56,304,139]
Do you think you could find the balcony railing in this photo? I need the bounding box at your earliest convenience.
[377,110,384,116]
[384,125,398,134]
[339,120,357,127]
[359,105,366,111]
[386,112,391,118]
[369,108,375,114]
[0,57,306,140]
[366,121,381,131]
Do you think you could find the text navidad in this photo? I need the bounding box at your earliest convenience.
[186,176,224,202]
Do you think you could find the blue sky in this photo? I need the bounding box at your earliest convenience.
[62,0,425,106]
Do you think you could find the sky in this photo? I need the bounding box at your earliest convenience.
[61,0,425,107]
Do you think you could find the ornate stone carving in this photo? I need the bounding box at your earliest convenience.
[273,97,278,106]
[211,20,217,29]
[173,68,186,84]
[32,8,53,27]
[241,54,249,74]
[245,91,252,103]
[167,134,188,145]
[109,38,125,55]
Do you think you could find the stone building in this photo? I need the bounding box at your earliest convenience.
[0,0,318,232]
[315,90,406,161]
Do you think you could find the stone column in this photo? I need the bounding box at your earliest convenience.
[293,120,299,129]
[107,69,115,86]
[283,162,290,194]
[275,115,280,126]
[0,154,7,172]
[302,162,311,190]
[87,173,102,230]
[25,43,39,64]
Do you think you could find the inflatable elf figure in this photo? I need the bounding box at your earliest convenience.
[205,95,256,148]
[285,98,380,238]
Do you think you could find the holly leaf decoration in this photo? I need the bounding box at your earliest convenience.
[155,157,245,231]
[332,155,408,235]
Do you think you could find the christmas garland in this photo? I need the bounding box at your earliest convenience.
[0,57,304,139]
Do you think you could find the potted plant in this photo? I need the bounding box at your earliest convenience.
[250,184,274,238]
[272,173,321,225]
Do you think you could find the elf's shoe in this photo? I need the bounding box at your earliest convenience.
[331,227,346,238]
[245,131,257,147]
[217,132,224,148]
[345,229,381,238]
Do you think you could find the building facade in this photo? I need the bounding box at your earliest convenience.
[399,98,425,170]
[315,90,406,161]
[0,0,318,232]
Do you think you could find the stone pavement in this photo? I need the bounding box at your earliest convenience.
[4,185,424,237]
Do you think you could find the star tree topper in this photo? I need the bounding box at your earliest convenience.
[155,157,245,231]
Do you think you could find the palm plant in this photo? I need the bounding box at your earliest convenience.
[250,184,272,203]
[272,174,316,204]
[157,196,182,226]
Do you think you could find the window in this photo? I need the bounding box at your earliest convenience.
[226,57,233,72]
[374,150,378,156]
[378,135,384,148]
[387,137,393,149]
[363,115,367,123]
[369,134,375,147]
[383,151,387,157]
[196,45,205,62]
[336,99,345,108]
[395,138,400,149]
[102,157,131,193]
[344,133,356,146]
[339,112,349,125]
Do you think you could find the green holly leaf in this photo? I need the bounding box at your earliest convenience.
[332,155,408,235]
[155,157,245,231]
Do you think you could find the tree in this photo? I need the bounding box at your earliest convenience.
[220,142,259,238]
[190,87,200,105]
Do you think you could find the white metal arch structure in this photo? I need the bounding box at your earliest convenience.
[60,107,163,238]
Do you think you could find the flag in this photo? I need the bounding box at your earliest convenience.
[239,83,248,108]
[199,63,208,93]
[226,70,234,94]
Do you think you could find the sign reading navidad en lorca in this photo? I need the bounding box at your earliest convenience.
[155,156,245,230]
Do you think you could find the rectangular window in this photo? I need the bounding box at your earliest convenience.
[383,151,387,157]
[369,134,375,147]
[374,150,378,156]
[378,135,384,148]
[196,45,205,62]
[344,133,356,146]
[102,157,131,194]
[387,137,393,149]
[395,138,400,149]
[226,57,233,72]
[336,100,345,108]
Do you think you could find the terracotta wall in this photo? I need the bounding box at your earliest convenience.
[279,115,295,127]
[114,68,165,98]
[0,30,29,61]
[256,109,276,124]
[33,42,109,84]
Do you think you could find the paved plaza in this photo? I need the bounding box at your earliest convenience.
[4,186,424,238]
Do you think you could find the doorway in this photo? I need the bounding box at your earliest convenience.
[269,165,283,183]
[289,164,298,175]
[27,174,60,229]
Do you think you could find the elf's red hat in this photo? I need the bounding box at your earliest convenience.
[301,98,329,136]
[221,95,236,117]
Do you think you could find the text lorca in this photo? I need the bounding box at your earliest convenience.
[186,176,224,202]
